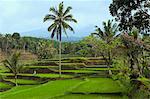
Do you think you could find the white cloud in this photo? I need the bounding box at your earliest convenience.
[0,0,112,37]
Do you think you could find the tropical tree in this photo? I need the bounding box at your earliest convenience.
[5,34,12,55]
[92,20,119,43]
[43,2,77,77]
[113,28,150,98]
[92,20,119,75]
[37,40,57,59]
[109,0,150,33]
[12,32,21,49]
[2,52,24,86]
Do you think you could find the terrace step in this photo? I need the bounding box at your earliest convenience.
[86,65,110,68]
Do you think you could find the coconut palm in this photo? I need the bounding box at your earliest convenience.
[3,52,23,86]
[5,34,12,55]
[92,20,118,43]
[43,2,77,77]
[92,20,119,75]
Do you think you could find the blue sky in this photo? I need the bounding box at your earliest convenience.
[0,0,113,37]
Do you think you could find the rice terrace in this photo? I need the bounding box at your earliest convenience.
[0,0,150,99]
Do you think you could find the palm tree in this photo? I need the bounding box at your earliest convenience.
[92,20,118,75]
[5,34,12,55]
[92,20,118,43]
[3,52,23,86]
[12,32,21,50]
[43,2,77,77]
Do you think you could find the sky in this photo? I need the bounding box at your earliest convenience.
[0,0,113,37]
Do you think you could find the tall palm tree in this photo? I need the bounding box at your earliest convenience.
[5,34,12,55]
[92,20,118,75]
[92,20,118,43]
[3,52,23,86]
[44,2,77,77]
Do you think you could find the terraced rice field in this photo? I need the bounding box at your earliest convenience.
[0,57,126,99]
[0,78,127,99]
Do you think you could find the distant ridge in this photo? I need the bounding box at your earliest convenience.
[20,29,83,42]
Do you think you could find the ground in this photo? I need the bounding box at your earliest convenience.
[0,57,128,99]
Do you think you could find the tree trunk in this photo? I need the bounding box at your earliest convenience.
[15,74,18,86]
[59,40,62,77]
[23,43,26,53]
[108,51,112,75]
[6,40,8,55]
[108,65,112,75]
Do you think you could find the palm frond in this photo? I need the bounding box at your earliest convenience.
[63,6,72,16]
[43,14,56,22]
[62,22,75,33]
[49,7,59,16]
[44,2,77,41]
[64,18,77,23]
[62,25,68,37]
[59,2,64,16]
[64,14,73,19]
[51,26,57,39]
[48,23,57,32]
[2,59,15,73]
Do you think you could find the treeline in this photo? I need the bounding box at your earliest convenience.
[0,33,57,59]
[0,32,109,59]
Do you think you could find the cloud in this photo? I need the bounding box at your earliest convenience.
[0,0,112,37]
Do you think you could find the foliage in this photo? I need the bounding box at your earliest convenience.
[91,20,121,75]
[112,28,150,98]
[109,0,150,33]
[37,40,57,59]
[43,2,77,41]
[2,51,24,86]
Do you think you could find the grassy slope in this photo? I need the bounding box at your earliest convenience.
[83,68,118,71]
[0,78,126,99]
[0,82,12,89]
[35,74,72,78]
[0,79,83,99]
[71,78,125,94]
[4,79,39,85]
[0,85,37,95]
[53,94,126,99]
[61,70,97,73]
[0,73,73,78]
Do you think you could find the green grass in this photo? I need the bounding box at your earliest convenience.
[0,66,9,73]
[71,78,125,94]
[138,77,150,88]
[0,73,14,76]
[60,70,97,73]
[0,78,127,99]
[0,73,73,78]
[56,63,86,66]
[19,73,73,78]
[0,85,37,96]
[24,66,57,68]
[83,68,118,71]
[0,79,83,99]
[0,69,8,73]
[4,79,39,85]
[53,94,127,99]
[34,73,73,78]
[0,82,12,89]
